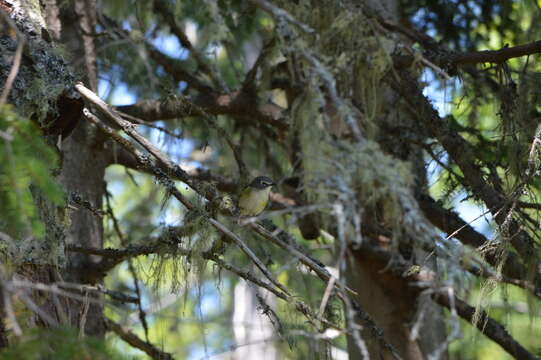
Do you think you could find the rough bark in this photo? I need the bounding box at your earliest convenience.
[1,0,106,336]
[346,252,425,359]
[57,0,106,336]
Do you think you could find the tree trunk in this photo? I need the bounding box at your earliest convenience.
[57,0,106,336]
[2,0,106,336]
[343,0,448,357]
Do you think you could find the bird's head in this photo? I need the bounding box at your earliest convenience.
[249,176,275,190]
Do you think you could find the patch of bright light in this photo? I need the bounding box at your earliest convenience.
[152,34,187,59]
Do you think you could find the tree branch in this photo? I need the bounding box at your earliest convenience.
[146,46,214,93]
[417,194,530,283]
[434,294,539,360]
[153,0,226,91]
[378,16,541,70]
[116,90,288,133]
[67,243,290,301]
[107,146,238,192]
[105,318,174,360]
[390,70,538,265]
[360,243,540,360]
[450,40,541,66]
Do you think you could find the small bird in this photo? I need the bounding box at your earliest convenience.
[238,176,275,216]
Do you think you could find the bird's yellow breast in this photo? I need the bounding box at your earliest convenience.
[238,187,271,216]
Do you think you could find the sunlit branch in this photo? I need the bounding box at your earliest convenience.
[105,318,174,360]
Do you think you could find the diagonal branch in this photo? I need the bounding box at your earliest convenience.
[79,105,289,297]
[153,0,226,91]
[99,13,212,93]
[105,318,174,360]
[146,46,214,93]
[417,194,530,284]
[391,70,538,265]
[76,84,290,297]
[361,243,540,360]
[107,145,237,193]
[433,294,539,360]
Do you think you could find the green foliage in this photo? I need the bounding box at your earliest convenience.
[0,105,64,240]
[0,327,126,360]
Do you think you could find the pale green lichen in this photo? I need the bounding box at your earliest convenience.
[148,203,218,293]
[275,1,457,262]
[0,35,77,127]
[0,27,78,266]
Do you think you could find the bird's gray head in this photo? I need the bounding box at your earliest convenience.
[249,176,275,190]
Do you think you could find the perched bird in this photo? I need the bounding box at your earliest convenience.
[238,176,275,216]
